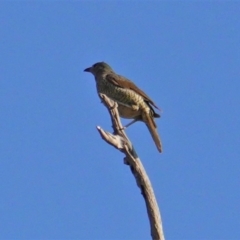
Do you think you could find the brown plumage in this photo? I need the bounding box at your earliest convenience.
[84,62,163,153]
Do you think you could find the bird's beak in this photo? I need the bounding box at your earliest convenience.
[84,67,92,72]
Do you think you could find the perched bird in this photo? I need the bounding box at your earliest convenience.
[84,62,163,153]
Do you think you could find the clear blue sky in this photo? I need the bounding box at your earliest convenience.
[1,2,239,240]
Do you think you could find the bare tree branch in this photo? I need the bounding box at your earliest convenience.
[96,94,165,240]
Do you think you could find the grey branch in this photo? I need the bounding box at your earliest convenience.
[96,94,165,240]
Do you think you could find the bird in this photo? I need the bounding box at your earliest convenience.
[84,62,163,153]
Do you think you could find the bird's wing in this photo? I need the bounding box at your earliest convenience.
[106,73,161,110]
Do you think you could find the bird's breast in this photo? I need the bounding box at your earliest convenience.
[97,79,142,104]
[96,78,151,119]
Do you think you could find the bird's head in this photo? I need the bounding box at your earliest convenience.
[84,62,113,76]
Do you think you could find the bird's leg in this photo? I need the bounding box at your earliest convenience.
[122,104,141,128]
[123,119,138,128]
[121,116,142,130]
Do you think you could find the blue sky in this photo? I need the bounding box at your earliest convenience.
[1,2,240,240]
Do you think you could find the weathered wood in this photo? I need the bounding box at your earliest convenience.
[96,94,165,240]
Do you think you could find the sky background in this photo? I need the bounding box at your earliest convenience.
[0,2,240,240]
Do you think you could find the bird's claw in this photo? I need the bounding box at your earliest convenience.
[120,126,126,131]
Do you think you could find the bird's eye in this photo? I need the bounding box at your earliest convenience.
[93,63,97,68]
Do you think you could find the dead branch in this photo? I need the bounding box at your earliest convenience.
[96,94,165,240]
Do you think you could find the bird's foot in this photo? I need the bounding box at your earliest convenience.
[120,126,126,131]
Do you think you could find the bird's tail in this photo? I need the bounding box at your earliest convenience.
[143,112,163,153]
